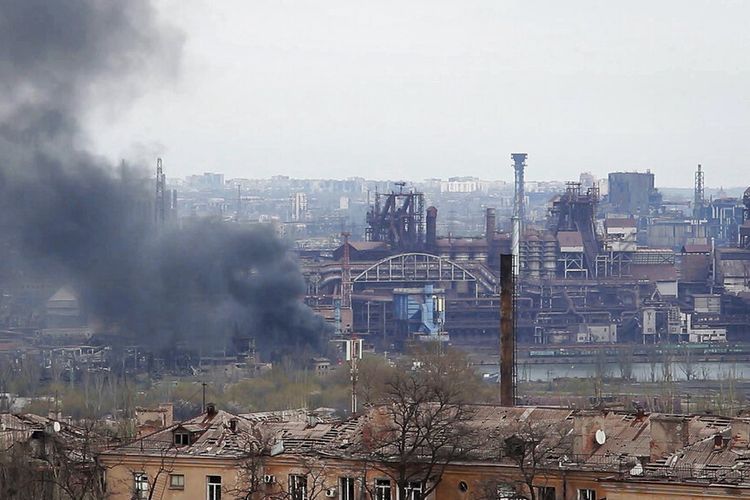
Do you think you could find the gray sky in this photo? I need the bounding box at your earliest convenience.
[86,0,750,188]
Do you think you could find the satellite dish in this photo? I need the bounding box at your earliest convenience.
[630,463,644,476]
[52,421,61,433]
[595,429,606,445]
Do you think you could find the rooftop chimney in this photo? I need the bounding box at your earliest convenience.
[206,402,217,417]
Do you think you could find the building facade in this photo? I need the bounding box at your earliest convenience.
[99,404,750,500]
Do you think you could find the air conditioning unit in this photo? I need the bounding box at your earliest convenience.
[325,488,337,497]
[263,475,275,484]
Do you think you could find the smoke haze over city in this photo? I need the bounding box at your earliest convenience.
[0,1,327,354]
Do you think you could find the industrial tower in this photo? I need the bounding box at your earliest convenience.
[511,153,527,277]
[155,158,166,225]
[340,232,352,310]
[694,164,705,220]
[511,153,527,222]
[742,187,750,249]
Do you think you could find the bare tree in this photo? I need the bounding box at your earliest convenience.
[497,419,570,500]
[617,345,634,381]
[647,346,658,383]
[228,423,278,500]
[660,344,673,383]
[236,452,331,500]
[115,443,178,500]
[358,356,477,500]
[678,345,696,381]
[0,421,110,500]
[357,356,395,407]
[0,443,49,499]
[232,440,266,498]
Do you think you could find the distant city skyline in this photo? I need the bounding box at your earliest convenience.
[86,0,750,188]
[172,171,746,192]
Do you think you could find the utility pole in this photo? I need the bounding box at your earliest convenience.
[346,338,362,414]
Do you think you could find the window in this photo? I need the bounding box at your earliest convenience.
[536,486,555,500]
[375,479,391,500]
[133,473,149,500]
[169,474,185,490]
[496,483,519,500]
[289,474,307,500]
[207,475,222,500]
[174,431,190,446]
[403,481,423,500]
[340,477,355,500]
[577,489,596,500]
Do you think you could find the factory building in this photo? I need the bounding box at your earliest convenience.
[301,162,750,350]
[607,171,662,216]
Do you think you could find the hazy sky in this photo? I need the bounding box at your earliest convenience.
[86,0,750,188]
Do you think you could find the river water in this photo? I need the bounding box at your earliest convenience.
[477,361,750,382]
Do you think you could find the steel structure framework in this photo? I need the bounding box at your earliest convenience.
[365,185,425,252]
[694,164,705,219]
[353,252,480,288]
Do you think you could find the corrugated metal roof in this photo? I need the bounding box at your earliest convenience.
[630,264,678,281]
[348,241,390,251]
[557,231,584,249]
[605,218,638,228]
[682,244,711,254]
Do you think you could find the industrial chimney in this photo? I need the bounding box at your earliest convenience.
[485,207,496,244]
[426,206,438,252]
[500,253,515,406]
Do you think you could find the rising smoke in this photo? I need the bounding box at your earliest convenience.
[0,1,328,354]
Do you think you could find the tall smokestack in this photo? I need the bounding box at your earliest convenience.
[485,207,496,244]
[511,153,527,223]
[500,253,515,406]
[693,164,704,220]
[511,153,527,278]
[426,206,438,252]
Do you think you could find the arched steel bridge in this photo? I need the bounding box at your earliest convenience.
[307,253,498,295]
[352,253,494,294]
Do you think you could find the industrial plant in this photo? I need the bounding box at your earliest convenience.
[296,158,750,367]
[6,1,750,498]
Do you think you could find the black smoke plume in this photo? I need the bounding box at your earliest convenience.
[0,1,328,354]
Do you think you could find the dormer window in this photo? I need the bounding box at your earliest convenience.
[174,431,190,446]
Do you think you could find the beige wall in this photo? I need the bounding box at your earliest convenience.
[101,453,750,500]
[101,455,242,500]
[603,481,750,499]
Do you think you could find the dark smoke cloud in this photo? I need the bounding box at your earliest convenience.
[0,1,328,353]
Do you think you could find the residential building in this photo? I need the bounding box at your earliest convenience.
[100,404,750,500]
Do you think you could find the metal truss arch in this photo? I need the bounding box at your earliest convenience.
[352,253,479,285]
